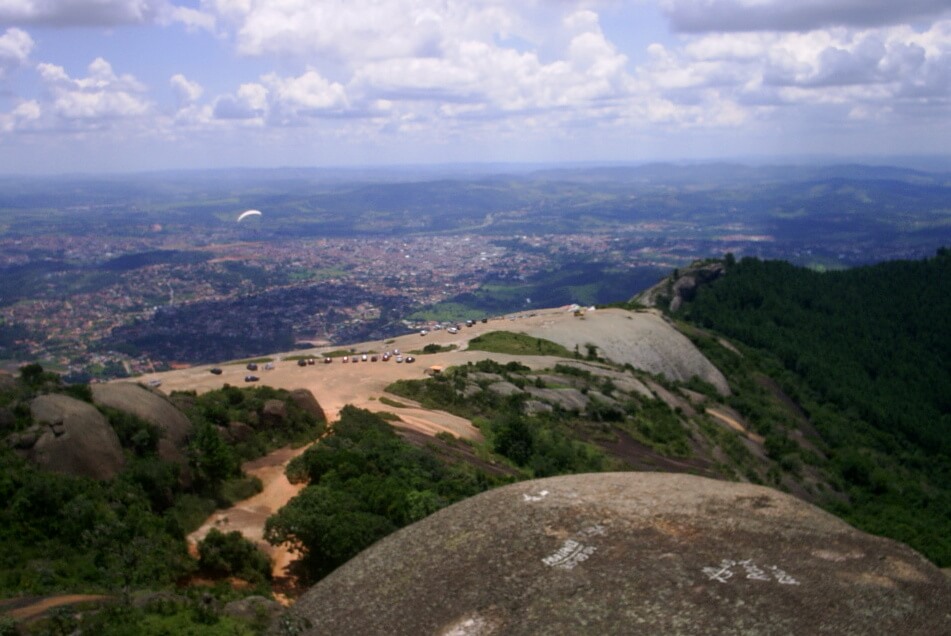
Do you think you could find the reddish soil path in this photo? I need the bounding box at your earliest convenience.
[188,445,310,604]
[1,594,111,622]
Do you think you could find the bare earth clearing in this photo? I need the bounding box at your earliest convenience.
[187,446,309,603]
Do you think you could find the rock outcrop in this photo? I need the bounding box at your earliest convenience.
[636,260,726,312]
[288,389,326,423]
[525,308,730,395]
[20,394,125,480]
[280,472,951,635]
[91,382,193,465]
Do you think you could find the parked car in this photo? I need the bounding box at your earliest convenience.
[307,358,316,365]
[298,359,308,367]
[370,355,378,362]
[323,357,333,364]
[395,356,404,363]
[246,363,258,371]
[405,356,416,363]
[244,375,259,382]
[362,354,368,361]
[210,367,223,375]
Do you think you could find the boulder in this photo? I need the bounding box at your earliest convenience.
[261,400,287,428]
[227,421,255,443]
[91,382,193,450]
[523,386,589,412]
[523,400,553,416]
[486,381,522,398]
[280,473,951,635]
[25,394,125,480]
[288,389,326,423]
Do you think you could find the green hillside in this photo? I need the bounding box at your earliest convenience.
[680,250,951,565]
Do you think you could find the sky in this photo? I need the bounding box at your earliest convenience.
[0,0,948,173]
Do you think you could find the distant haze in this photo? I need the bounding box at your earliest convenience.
[0,1,948,173]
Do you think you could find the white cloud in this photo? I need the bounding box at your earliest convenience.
[348,7,634,121]
[211,0,519,61]
[3,1,948,163]
[212,82,266,120]
[263,70,348,120]
[35,57,151,124]
[0,99,40,132]
[170,73,203,103]
[637,18,951,128]
[208,69,350,126]
[0,27,33,76]
[163,4,216,31]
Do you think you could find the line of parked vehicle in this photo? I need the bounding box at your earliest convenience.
[228,350,418,382]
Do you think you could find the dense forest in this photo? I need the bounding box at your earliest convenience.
[681,250,951,565]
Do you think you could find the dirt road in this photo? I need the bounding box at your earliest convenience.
[188,445,310,602]
[1,594,111,622]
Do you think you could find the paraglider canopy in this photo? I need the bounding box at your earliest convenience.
[237,209,262,222]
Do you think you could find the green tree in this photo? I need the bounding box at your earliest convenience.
[264,486,394,578]
[197,528,271,583]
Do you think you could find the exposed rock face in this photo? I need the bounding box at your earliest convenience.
[525,309,730,395]
[281,473,951,635]
[637,261,726,312]
[23,394,125,480]
[288,389,326,423]
[91,383,193,450]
